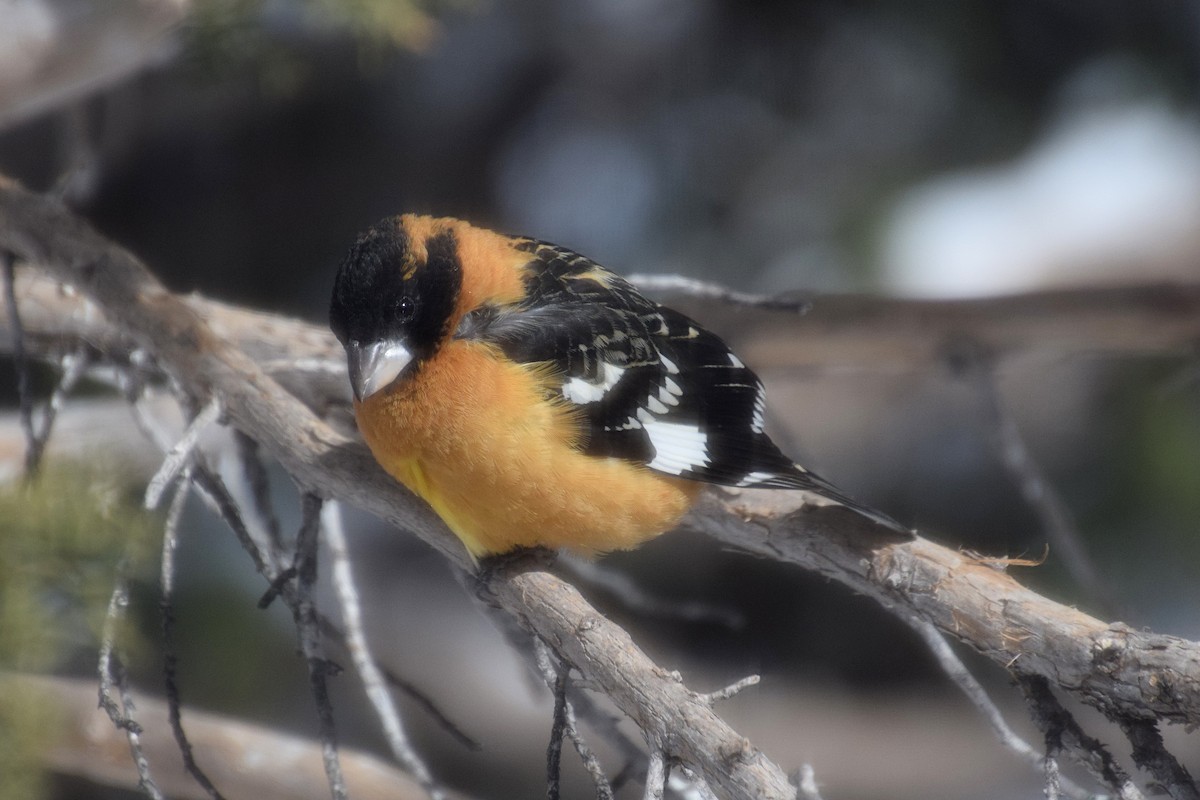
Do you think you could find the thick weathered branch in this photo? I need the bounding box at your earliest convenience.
[3,177,1199,795]
[687,491,1200,727]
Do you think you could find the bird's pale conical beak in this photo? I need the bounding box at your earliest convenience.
[346,339,414,402]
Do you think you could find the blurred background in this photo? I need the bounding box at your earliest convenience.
[2,1,1199,798]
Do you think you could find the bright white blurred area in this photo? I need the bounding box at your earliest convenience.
[882,81,1200,297]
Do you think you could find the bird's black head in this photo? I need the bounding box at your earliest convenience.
[329,216,463,401]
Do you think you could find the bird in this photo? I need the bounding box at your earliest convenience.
[329,214,908,558]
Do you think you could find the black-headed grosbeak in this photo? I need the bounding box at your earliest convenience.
[329,215,907,557]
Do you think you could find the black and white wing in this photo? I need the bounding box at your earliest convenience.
[458,239,906,531]
[455,243,771,478]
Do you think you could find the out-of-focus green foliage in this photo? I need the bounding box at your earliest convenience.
[307,0,457,50]
[182,0,472,99]
[187,0,470,60]
[1138,384,1200,526]
[0,687,61,800]
[0,465,159,799]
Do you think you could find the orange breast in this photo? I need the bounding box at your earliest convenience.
[354,340,700,557]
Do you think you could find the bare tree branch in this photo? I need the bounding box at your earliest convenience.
[1119,719,1199,800]
[159,470,228,800]
[686,489,1200,728]
[97,564,165,800]
[292,492,348,800]
[973,358,1118,616]
[2,250,38,474]
[531,637,616,800]
[324,501,445,800]
[545,654,569,800]
[643,750,668,800]
[902,614,1093,799]
[1045,757,1064,800]
[1019,675,1144,800]
[234,431,285,552]
[145,397,219,510]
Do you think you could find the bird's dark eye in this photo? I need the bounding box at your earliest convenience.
[394,295,416,323]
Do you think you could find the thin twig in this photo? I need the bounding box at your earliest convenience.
[39,344,92,442]
[12,343,92,474]
[222,429,292,574]
[643,750,668,800]
[1019,675,1144,800]
[532,637,616,800]
[1118,718,1200,800]
[699,675,760,705]
[546,662,569,800]
[467,564,638,783]
[292,492,347,800]
[192,464,275,576]
[1046,756,1063,800]
[797,764,825,800]
[98,564,165,800]
[324,501,444,800]
[145,396,220,511]
[2,250,40,476]
[160,472,227,800]
[975,363,1118,617]
[154,411,457,796]
[561,695,616,800]
[121,371,177,455]
[671,767,720,800]
[182,426,473,778]
[559,555,744,629]
[53,102,100,206]
[234,431,284,554]
[130,385,278,578]
[374,661,481,751]
[903,615,1092,799]
[556,681,644,794]
[257,566,298,608]
[626,273,811,312]
[116,661,167,800]
[98,566,139,733]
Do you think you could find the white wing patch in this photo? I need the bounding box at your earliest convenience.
[751,384,766,434]
[659,376,682,407]
[645,420,711,475]
[737,470,778,486]
[645,395,669,415]
[562,362,626,405]
[640,348,713,475]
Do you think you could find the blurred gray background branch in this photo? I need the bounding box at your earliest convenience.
[0,0,189,129]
